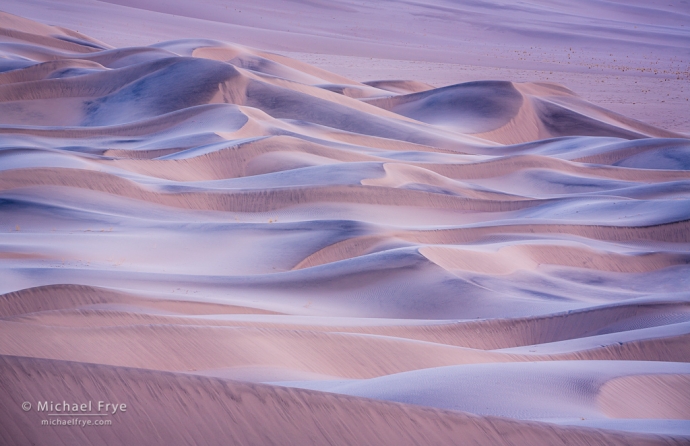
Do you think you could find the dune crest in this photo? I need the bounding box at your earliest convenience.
[1,11,689,443]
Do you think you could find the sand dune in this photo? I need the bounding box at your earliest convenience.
[366,81,684,144]
[1,9,689,444]
[3,355,680,446]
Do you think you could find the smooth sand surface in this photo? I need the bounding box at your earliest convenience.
[1,8,689,444]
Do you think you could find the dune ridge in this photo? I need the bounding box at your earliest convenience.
[3,355,682,446]
[1,10,689,443]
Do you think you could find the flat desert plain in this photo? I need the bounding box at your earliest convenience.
[0,1,689,445]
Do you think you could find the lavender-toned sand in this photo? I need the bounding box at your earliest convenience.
[0,5,689,445]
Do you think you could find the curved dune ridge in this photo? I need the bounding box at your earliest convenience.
[0,11,689,444]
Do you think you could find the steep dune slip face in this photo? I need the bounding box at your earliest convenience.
[0,9,690,445]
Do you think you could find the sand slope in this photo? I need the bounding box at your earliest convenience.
[0,355,683,446]
[1,11,689,443]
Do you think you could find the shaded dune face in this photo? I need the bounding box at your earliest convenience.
[82,58,243,126]
[0,11,689,444]
[365,81,525,134]
[366,81,683,144]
